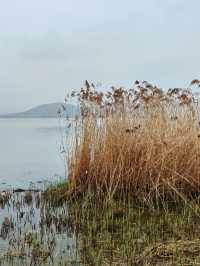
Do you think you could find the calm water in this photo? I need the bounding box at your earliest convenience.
[0,118,67,189]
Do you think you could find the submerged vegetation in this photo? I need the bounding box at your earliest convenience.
[1,189,200,265]
[43,187,200,265]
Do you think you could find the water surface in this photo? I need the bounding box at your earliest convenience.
[0,118,66,189]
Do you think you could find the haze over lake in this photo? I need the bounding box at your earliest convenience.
[0,118,66,189]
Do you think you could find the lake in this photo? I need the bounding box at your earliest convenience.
[0,118,67,189]
[0,119,79,265]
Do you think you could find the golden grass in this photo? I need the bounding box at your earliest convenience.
[65,80,200,204]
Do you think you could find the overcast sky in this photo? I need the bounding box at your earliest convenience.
[0,0,200,113]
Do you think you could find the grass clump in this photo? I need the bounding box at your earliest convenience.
[62,79,200,206]
[44,180,72,204]
[42,79,200,264]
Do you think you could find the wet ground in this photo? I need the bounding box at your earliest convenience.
[0,189,79,266]
[1,187,200,265]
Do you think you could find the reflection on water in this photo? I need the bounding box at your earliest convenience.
[0,118,67,189]
[0,190,78,265]
[0,119,81,265]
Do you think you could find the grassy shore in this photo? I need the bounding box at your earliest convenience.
[45,79,200,264]
[44,186,200,265]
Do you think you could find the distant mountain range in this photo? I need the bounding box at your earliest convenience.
[0,102,79,118]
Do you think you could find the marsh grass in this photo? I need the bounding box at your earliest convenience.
[62,80,200,207]
[64,191,200,265]
[42,79,200,264]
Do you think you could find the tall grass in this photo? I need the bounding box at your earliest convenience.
[65,80,200,204]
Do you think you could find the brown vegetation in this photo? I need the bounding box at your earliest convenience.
[65,80,200,204]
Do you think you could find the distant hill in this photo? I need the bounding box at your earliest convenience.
[0,102,79,118]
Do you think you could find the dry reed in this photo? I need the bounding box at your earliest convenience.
[65,80,200,204]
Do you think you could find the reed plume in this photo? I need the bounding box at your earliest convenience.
[64,80,200,204]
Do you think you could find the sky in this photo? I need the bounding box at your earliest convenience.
[0,0,200,113]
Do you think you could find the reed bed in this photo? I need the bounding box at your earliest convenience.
[64,80,200,205]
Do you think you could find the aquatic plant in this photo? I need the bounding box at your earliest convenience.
[63,79,200,205]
